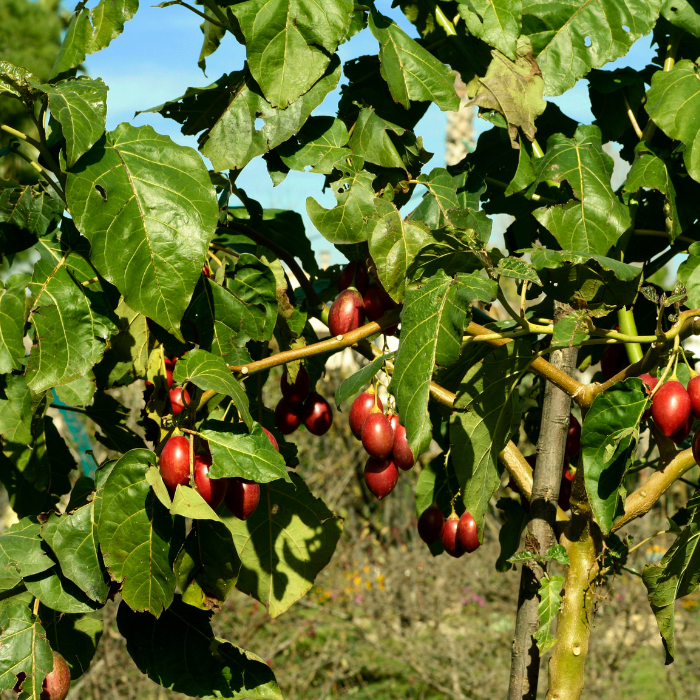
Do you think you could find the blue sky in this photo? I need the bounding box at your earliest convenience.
[73,1,657,264]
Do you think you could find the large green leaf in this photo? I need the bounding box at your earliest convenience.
[467,37,546,147]
[458,0,522,58]
[348,107,412,170]
[645,60,700,184]
[173,349,252,428]
[65,123,218,338]
[582,378,647,534]
[117,598,282,698]
[409,168,463,230]
[50,0,139,80]
[83,393,146,453]
[40,608,103,681]
[30,77,108,168]
[277,117,350,174]
[368,10,459,112]
[24,564,101,614]
[662,0,700,35]
[223,473,342,617]
[643,504,700,664]
[389,271,475,459]
[0,374,32,445]
[97,449,177,617]
[522,0,663,96]
[368,201,432,303]
[451,341,532,539]
[0,518,53,592]
[307,157,377,244]
[678,242,700,309]
[41,499,109,604]
[0,186,62,257]
[231,0,353,108]
[200,421,290,483]
[528,125,632,255]
[0,603,53,697]
[175,520,240,609]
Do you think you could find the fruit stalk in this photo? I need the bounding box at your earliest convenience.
[508,303,579,700]
[616,307,643,364]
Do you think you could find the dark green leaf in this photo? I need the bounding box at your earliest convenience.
[0,518,53,592]
[534,574,564,654]
[662,0,700,35]
[117,598,281,698]
[0,375,32,445]
[83,393,146,453]
[223,473,342,617]
[551,310,590,347]
[97,449,177,617]
[0,187,62,256]
[24,564,101,614]
[409,168,460,229]
[348,107,409,170]
[334,353,393,408]
[66,124,219,338]
[497,257,541,285]
[277,117,350,174]
[458,0,522,58]
[54,374,95,407]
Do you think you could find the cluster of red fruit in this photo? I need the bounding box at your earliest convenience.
[328,261,398,337]
[162,356,190,414]
[159,430,278,521]
[644,373,700,445]
[417,507,480,558]
[274,366,333,436]
[348,385,414,499]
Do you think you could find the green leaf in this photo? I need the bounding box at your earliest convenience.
[170,485,221,522]
[545,544,570,566]
[142,61,341,172]
[662,0,700,35]
[41,502,109,604]
[415,456,460,520]
[451,341,532,539]
[197,7,226,71]
[551,310,590,348]
[389,271,474,459]
[582,378,647,534]
[0,61,39,101]
[231,0,353,108]
[528,125,632,255]
[0,375,32,445]
[458,0,522,58]
[678,243,700,309]
[30,77,108,168]
[368,10,459,112]
[467,36,546,148]
[54,374,96,407]
[50,0,139,80]
[0,518,53,592]
[82,393,146,453]
[645,60,700,184]
[117,598,282,698]
[624,142,680,242]
[24,564,101,614]
[277,116,350,174]
[522,0,663,96]
[0,603,53,696]
[534,574,564,654]
[334,353,393,409]
[497,257,542,285]
[527,248,642,282]
[223,473,342,617]
[201,421,290,483]
[347,107,409,170]
[496,497,528,571]
[173,349,252,429]
[97,449,177,617]
[409,168,461,229]
[175,520,240,609]
[65,123,219,338]
[25,252,116,393]
[643,506,700,664]
[0,186,63,256]
[40,608,103,681]
[368,200,432,303]
[307,157,377,244]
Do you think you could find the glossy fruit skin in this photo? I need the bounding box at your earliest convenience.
[364,284,398,334]
[262,427,279,451]
[194,451,226,509]
[364,457,398,499]
[166,368,174,389]
[280,366,311,406]
[391,420,415,470]
[302,393,333,436]
[652,380,692,437]
[692,428,700,465]
[160,436,191,493]
[566,414,581,460]
[275,398,303,435]
[418,505,445,545]
[457,511,480,553]
[338,260,369,294]
[361,410,395,460]
[40,652,70,700]
[600,343,627,381]
[442,515,465,558]
[640,373,659,419]
[349,388,383,439]
[688,375,700,419]
[169,386,191,414]
[671,414,694,445]
[328,288,365,337]
[225,477,261,520]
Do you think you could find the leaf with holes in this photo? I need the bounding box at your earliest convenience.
[278,117,350,174]
[65,123,218,339]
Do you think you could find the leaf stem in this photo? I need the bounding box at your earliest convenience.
[7,145,66,202]
[627,530,670,554]
[616,307,644,364]
[622,90,643,139]
[165,0,230,31]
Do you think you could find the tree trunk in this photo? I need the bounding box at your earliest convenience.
[507,303,579,700]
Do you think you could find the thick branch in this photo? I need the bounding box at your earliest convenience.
[509,304,578,700]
